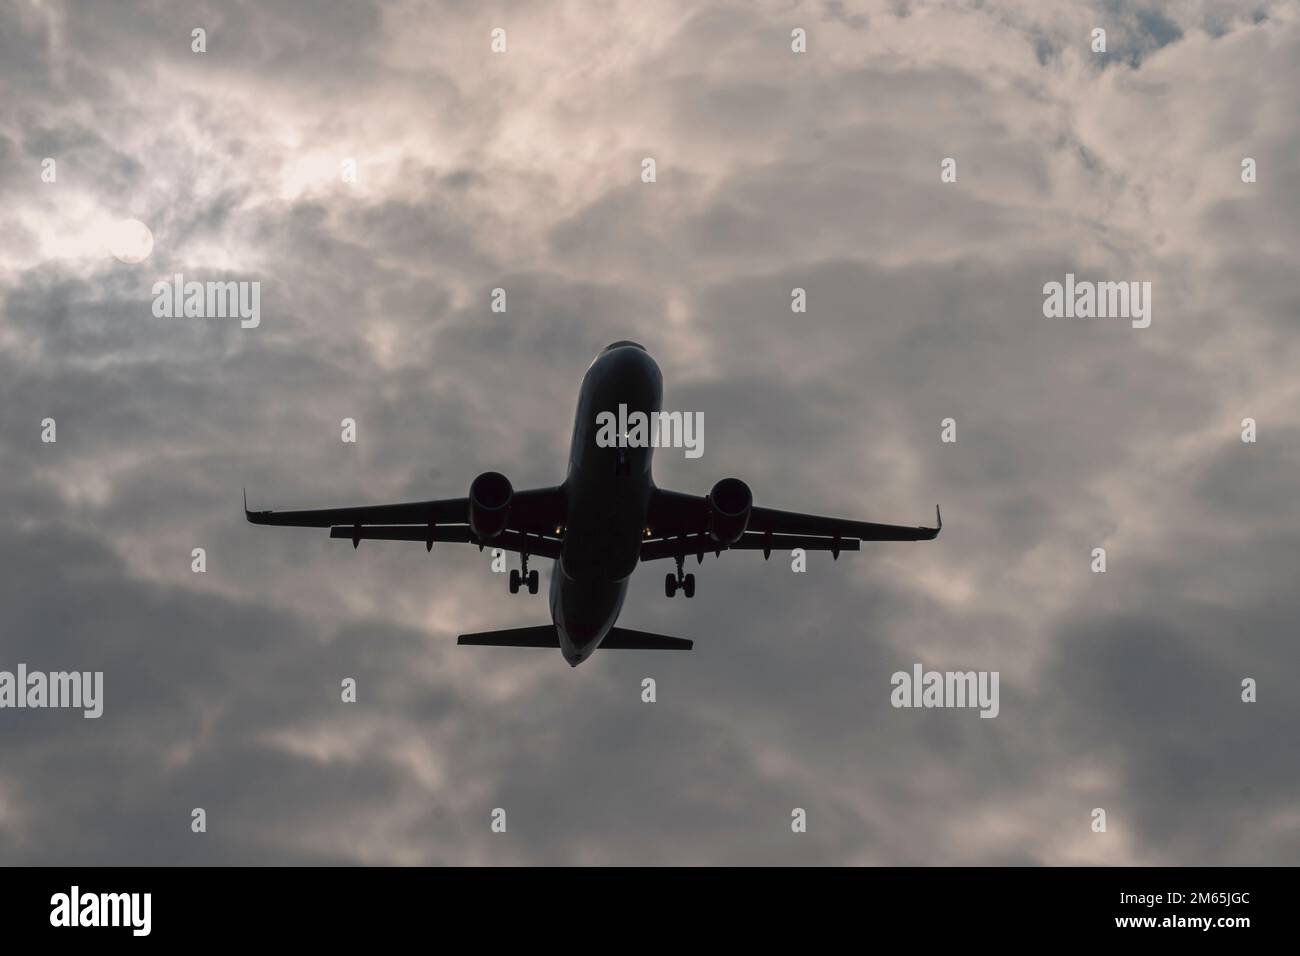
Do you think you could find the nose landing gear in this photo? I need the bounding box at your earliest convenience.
[509,553,540,594]
[664,556,695,598]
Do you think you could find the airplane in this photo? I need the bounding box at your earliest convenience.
[246,341,941,666]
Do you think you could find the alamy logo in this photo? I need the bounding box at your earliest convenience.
[890,663,1000,718]
[1042,273,1151,328]
[50,886,151,936]
[596,404,703,459]
[0,664,103,718]
[151,273,261,328]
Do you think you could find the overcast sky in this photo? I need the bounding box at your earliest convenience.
[0,0,1296,865]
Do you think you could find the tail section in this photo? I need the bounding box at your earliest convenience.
[457,626,559,647]
[602,627,692,650]
[457,625,691,651]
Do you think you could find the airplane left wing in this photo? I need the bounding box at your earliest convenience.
[245,494,468,528]
[245,485,566,555]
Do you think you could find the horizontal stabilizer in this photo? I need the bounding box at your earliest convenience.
[601,628,693,651]
[457,625,559,647]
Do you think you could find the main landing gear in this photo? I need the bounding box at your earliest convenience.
[509,553,539,594]
[664,556,695,598]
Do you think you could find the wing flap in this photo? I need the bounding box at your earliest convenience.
[329,524,474,544]
[328,525,561,558]
[641,532,861,561]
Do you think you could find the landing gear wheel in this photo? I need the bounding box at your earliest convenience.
[683,573,696,599]
[665,573,678,598]
[509,569,521,594]
[527,569,539,594]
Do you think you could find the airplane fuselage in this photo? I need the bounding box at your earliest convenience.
[551,342,662,665]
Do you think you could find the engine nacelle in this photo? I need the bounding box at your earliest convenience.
[707,477,752,546]
[469,471,513,540]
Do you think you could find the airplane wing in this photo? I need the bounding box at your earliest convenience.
[244,494,468,528]
[245,485,566,556]
[642,487,939,561]
[747,503,941,541]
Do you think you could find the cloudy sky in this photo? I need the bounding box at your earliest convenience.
[1,0,1296,865]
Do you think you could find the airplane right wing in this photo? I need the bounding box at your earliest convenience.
[642,485,940,561]
[746,503,942,541]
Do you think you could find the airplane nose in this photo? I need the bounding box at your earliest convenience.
[558,616,605,667]
[561,635,596,667]
[598,343,660,380]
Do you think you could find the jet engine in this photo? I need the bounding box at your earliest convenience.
[469,471,513,540]
[707,477,752,546]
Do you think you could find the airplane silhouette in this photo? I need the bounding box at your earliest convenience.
[246,342,941,666]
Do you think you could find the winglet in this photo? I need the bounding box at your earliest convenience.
[936,504,942,532]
